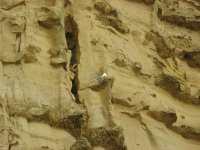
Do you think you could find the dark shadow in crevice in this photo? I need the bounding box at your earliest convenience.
[65,15,80,103]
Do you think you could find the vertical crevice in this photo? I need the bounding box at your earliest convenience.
[65,15,80,103]
[15,33,21,53]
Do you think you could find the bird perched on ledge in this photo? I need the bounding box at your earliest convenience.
[89,72,114,91]
[80,72,114,91]
[96,72,108,81]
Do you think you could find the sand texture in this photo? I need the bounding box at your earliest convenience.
[0,0,200,149]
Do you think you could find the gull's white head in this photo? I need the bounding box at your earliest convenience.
[102,73,107,77]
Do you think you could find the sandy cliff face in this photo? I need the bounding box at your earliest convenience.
[0,0,200,149]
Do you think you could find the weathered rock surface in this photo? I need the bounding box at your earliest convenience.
[0,0,200,149]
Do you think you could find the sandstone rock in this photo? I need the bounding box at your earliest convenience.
[181,50,200,68]
[156,0,200,30]
[146,31,174,58]
[1,0,200,149]
[94,0,129,33]
[70,137,92,150]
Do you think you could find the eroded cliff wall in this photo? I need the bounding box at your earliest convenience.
[0,0,200,150]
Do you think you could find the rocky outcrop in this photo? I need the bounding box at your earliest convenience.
[70,137,92,150]
[156,0,200,30]
[94,0,129,34]
[1,0,200,150]
[155,73,200,104]
[146,31,174,58]
[181,50,200,68]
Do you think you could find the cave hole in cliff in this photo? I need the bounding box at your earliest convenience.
[65,15,80,103]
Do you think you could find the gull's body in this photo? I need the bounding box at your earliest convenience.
[96,73,108,80]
